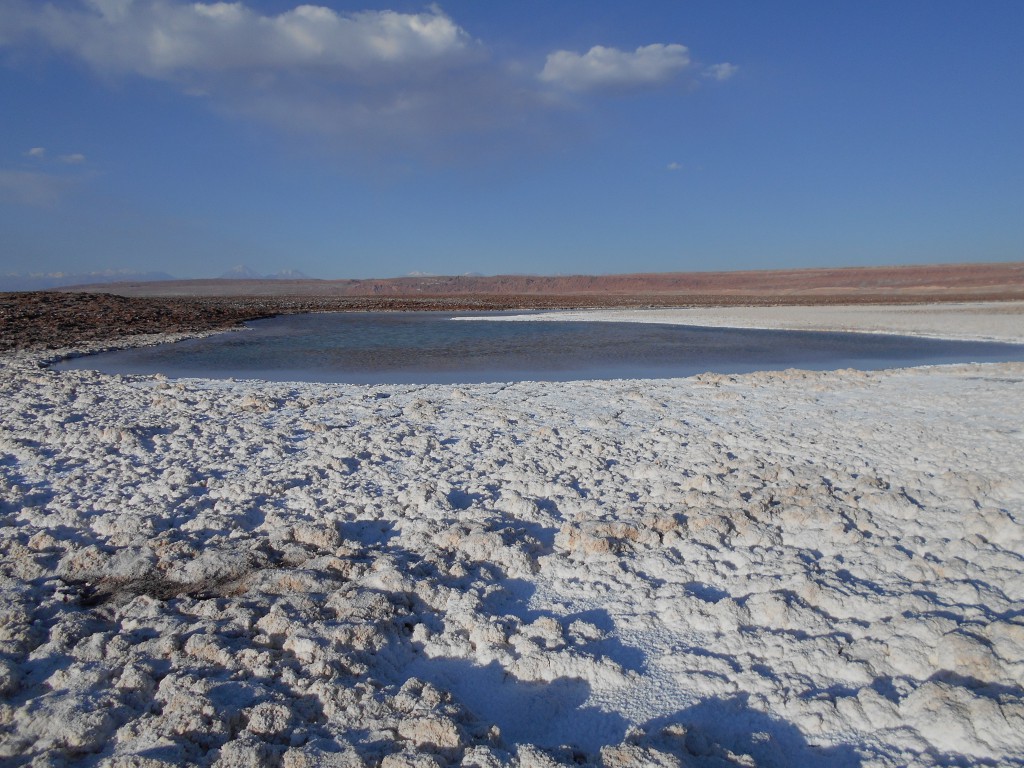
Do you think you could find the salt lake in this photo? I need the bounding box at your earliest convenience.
[55,311,1024,384]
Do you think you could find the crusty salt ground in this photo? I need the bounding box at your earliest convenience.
[1,305,1023,767]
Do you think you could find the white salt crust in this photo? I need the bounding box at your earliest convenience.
[0,305,1022,767]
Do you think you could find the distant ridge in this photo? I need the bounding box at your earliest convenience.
[219,265,263,280]
[0,269,175,292]
[60,261,1024,302]
[219,265,309,280]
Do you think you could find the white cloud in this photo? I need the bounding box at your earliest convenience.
[0,2,735,158]
[15,1,473,80]
[540,44,691,91]
[0,0,495,152]
[667,162,682,171]
[21,147,86,165]
[704,62,738,81]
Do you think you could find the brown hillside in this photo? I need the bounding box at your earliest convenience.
[61,261,1024,300]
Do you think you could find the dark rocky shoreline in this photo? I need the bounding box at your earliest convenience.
[0,292,560,351]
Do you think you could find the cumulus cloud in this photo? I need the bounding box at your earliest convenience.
[666,161,682,171]
[540,43,691,91]
[25,147,46,158]
[0,0,497,153]
[13,0,473,79]
[59,153,87,164]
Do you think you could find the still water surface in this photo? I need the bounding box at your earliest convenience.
[56,312,1024,385]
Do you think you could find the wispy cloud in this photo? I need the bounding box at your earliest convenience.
[4,146,88,204]
[0,169,67,206]
[25,147,88,165]
[667,161,683,171]
[704,62,739,82]
[540,44,692,91]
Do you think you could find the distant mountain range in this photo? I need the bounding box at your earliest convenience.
[219,265,309,280]
[0,269,176,292]
[1,265,312,292]
[52,261,1024,302]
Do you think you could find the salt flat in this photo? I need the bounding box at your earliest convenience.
[461,301,1024,343]
[1,304,1023,767]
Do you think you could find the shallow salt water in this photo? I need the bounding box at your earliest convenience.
[56,311,1024,383]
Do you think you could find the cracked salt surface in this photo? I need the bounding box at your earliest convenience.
[2,307,1024,767]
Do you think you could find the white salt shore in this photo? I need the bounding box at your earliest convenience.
[1,303,1023,767]
[458,301,1024,343]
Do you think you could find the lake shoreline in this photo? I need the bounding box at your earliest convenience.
[4,290,1024,353]
[52,303,1024,386]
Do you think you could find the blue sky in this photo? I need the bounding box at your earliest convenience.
[1,1,1022,280]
